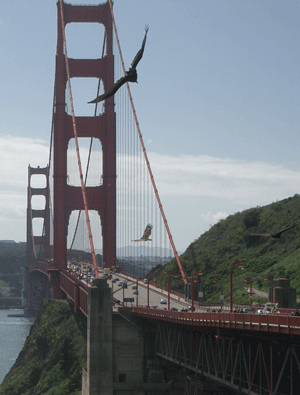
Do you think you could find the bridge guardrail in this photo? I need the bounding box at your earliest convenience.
[126,307,300,335]
[60,270,88,316]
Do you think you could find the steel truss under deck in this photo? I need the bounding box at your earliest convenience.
[155,323,300,395]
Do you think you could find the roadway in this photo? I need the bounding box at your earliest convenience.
[106,272,189,311]
[66,262,189,310]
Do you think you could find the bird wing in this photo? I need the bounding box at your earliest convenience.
[88,75,128,104]
[250,224,297,239]
[130,25,149,70]
[88,25,148,104]
[142,223,152,239]
[271,224,297,238]
[249,233,271,237]
[132,223,153,242]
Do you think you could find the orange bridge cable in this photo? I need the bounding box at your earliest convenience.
[108,0,188,285]
[58,0,99,278]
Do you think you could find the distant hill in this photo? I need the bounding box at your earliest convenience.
[116,245,176,257]
[0,241,26,297]
[87,246,179,257]
[0,241,26,274]
[156,195,300,305]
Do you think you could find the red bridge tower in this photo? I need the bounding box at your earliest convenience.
[53,1,116,297]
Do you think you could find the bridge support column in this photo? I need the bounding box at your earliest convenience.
[83,278,113,395]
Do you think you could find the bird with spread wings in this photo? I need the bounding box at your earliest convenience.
[250,224,297,239]
[132,223,153,242]
[88,25,149,104]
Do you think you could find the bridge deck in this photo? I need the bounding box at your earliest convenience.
[128,306,300,336]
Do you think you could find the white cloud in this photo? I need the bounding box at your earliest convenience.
[148,152,300,205]
[201,211,228,224]
[1,136,299,249]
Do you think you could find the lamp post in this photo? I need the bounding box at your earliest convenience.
[147,276,156,307]
[264,276,273,303]
[167,273,178,310]
[191,270,203,312]
[122,283,125,307]
[230,262,244,312]
[213,280,223,310]
[136,280,138,307]
[244,277,253,308]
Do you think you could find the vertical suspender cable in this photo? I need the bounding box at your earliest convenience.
[108,0,188,285]
[58,0,99,278]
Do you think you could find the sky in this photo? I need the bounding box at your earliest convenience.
[0,0,299,252]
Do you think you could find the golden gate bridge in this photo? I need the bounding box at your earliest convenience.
[24,2,300,394]
[27,0,187,298]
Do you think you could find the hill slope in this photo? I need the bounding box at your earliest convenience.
[156,194,300,305]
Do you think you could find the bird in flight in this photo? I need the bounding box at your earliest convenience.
[132,223,153,242]
[250,224,298,239]
[88,25,149,104]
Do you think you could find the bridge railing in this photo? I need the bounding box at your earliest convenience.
[60,270,88,316]
[127,306,300,335]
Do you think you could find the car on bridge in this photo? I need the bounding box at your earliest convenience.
[160,298,167,304]
[242,307,254,313]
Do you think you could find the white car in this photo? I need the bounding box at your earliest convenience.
[160,298,167,304]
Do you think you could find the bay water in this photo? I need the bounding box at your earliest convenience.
[0,309,33,384]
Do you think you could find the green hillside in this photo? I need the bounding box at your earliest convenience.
[155,194,300,306]
[0,299,86,395]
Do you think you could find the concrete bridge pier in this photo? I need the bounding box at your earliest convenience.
[83,277,113,395]
[82,278,179,394]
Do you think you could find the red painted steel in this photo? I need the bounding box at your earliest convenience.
[58,0,99,278]
[129,307,300,335]
[27,165,50,261]
[59,270,88,317]
[53,1,116,298]
[26,165,50,311]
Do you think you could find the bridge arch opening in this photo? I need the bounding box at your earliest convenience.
[67,137,103,187]
[67,209,102,259]
[32,217,44,237]
[30,174,47,188]
[31,195,46,210]
[66,77,104,117]
[65,23,106,59]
